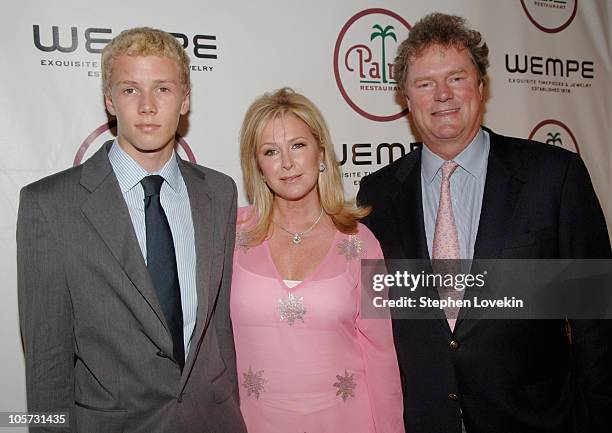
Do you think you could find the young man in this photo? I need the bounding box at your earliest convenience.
[358,13,611,433]
[17,27,246,433]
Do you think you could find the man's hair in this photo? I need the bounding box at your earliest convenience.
[394,13,489,96]
[239,87,369,246]
[101,27,190,96]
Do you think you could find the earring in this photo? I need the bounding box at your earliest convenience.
[319,162,327,173]
[261,174,267,183]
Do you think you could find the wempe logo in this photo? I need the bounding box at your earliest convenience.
[33,25,218,76]
[505,53,594,94]
[520,0,577,33]
[529,119,579,154]
[334,9,411,122]
[74,120,196,166]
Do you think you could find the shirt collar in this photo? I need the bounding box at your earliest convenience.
[421,128,488,184]
[108,140,182,193]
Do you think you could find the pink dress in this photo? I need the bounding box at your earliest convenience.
[231,207,405,433]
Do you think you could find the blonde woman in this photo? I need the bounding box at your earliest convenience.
[231,88,404,433]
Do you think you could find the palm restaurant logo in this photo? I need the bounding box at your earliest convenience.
[74,120,196,166]
[529,119,579,154]
[334,9,411,122]
[520,0,577,33]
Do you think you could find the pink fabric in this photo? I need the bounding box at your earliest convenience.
[432,161,461,330]
[231,206,404,433]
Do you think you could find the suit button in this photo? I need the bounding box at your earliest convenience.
[449,340,460,350]
[177,394,183,403]
[448,393,459,401]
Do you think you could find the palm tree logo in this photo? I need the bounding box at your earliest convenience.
[370,24,397,83]
[546,132,562,146]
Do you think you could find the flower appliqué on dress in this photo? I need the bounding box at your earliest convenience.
[333,369,357,402]
[235,230,250,252]
[337,235,366,260]
[278,293,306,326]
[242,367,266,399]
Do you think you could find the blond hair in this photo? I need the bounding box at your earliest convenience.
[101,27,190,96]
[239,87,369,245]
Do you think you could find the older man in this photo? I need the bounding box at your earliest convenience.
[358,12,611,433]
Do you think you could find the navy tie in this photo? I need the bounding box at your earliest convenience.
[141,175,185,370]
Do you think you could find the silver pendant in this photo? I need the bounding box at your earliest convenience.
[292,233,302,245]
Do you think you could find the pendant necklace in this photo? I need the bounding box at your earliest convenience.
[275,208,324,245]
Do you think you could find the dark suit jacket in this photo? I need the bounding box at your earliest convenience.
[17,142,247,433]
[357,127,612,433]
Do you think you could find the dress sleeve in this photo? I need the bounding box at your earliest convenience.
[355,228,405,433]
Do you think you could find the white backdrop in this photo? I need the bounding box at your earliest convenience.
[1,0,610,426]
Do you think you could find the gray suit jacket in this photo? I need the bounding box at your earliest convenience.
[17,143,247,433]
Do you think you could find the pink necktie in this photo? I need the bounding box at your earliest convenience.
[432,161,461,330]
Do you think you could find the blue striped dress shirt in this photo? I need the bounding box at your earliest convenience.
[421,129,490,260]
[108,141,197,355]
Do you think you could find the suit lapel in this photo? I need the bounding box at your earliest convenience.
[79,143,171,351]
[473,130,525,261]
[457,129,526,329]
[178,162,219,380]
[392,148,449,329]
[392,147,430,260]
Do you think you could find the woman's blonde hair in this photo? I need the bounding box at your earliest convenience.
[239,87,369,245]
